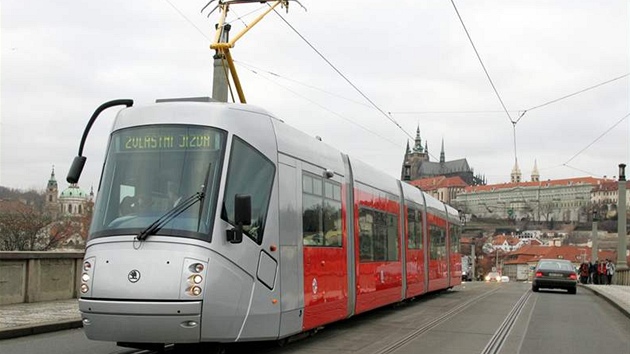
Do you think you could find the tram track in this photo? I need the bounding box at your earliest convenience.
[112,286,534,354]
[480,290,532,354]
[375,287,503,354]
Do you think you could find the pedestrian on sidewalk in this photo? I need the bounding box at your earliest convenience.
[605,259,615,285]
[579,261,589,284]
[589,260,598,284]
[598,259,607,285]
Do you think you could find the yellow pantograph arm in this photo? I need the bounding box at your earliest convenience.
[210,1,285,103]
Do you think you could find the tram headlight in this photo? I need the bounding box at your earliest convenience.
[190,274,203,284]
[189,263,204,273]
[182,259,207,298]
[189,286,202,296]
[81,257,95,297]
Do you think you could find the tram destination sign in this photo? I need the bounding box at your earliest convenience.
[119,129,222,152]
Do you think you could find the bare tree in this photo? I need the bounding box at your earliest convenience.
[539,201,555,223]
[0,200,90,251]
[0,206,52,251]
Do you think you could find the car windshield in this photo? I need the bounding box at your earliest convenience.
[538,261,573,271]
[89,125,227,241]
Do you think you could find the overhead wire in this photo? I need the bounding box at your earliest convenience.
[162,0,410,150]
[240,65,404,148]
[227,6,268,26]
[235,60,373,108]
[163,0,212,41]
[516,73,629,124]
[563,112,630,165]
[449,0,513,125]
[450,0,523,179]
[271,6,415,141]
[389,73,629,118]
[163,0,629,181]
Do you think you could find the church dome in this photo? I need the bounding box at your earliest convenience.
[60,184,89,199]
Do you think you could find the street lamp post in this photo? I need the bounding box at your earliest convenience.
[616,164,628,270]
[459,209,475,281]
[591,209,598,263]
[495,248,499,273]
[471,242,476,281]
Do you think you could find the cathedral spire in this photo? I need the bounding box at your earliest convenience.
[440,138,445,164]
[405,140,411,155]
[413,125,423,153]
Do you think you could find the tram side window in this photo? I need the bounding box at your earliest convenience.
[359,207,398,262]
[429,225,446,260]
[302,173,342,247]
[450,224,460,253]
[406,208,423,249]
[222,136,275,244]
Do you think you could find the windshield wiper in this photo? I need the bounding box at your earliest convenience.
[136,163,212,241]
[197,163,213,232]
[136,191,204,241]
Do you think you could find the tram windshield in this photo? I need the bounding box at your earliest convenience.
[89,125,227,241]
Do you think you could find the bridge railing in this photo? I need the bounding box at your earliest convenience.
[614,268,630,285]
[0,251,84,305]
[0,251,628,306]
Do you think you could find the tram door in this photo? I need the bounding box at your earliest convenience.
[427,215,448,292]
[405,205,425,297]
[301,169,348,330]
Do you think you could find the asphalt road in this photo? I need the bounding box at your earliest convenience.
[1,282,628,354]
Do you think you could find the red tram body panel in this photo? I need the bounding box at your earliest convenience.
[353,188,402,314]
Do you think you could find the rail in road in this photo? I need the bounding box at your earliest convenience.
[1,282,629,354]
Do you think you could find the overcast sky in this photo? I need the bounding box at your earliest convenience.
[1,0,629,194]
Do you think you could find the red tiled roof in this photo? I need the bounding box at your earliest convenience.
[410,176,467,191]
[462,176,605,193]
[503,245,619,265]
[491,234,521,246]
[592,180,630,192]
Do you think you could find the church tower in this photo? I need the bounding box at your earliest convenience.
[531,160,540,182]
[45,166,59,217]
[511,159,522,183]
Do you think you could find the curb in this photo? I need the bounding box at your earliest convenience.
[578,285,630,320]
[0,320,83,340]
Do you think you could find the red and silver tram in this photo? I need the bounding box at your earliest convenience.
[67,98,461,349]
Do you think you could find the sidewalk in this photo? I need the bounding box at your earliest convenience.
[0,299,81,340]
[579,284,630,320]
[1,285,629,340]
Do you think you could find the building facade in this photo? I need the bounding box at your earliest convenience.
[452,177,608,223]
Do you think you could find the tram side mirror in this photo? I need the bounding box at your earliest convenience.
[227,194,251,244]
[67,156,87,184]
